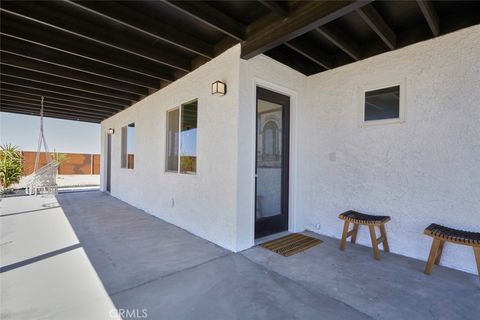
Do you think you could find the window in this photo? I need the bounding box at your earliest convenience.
[262,121,279,161]
[166,100,197,174]
[359,82,405,126]
[121,123,135,169]
[166,109,179,172]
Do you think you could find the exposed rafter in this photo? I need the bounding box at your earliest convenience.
[0,38,162,89]
[65,0,214,59]
[1,18,175,82]
[417,0,440,37]
[1,76,130,107]
[0,3,191,72]
[1,65,140,102]
[0,52,149,97]
[0,107,103,123]
[241,0,372,59]
[0,86,123,111]
[162,1,245,41]
[356,4,396,50]
[316,26,362,61]
[285,41,332,70]
[0,92,119,114]
[0,98,114,118]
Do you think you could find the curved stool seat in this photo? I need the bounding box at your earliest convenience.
[339,210,391,226]
[424,223,480,277]
[338,210,391,260]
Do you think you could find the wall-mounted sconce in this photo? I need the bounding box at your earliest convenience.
[211,80,227,96]
[107,128,115,135]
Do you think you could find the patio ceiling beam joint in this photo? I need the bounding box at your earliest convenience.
[241,0,373,59]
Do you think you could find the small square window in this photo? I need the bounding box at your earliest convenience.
[359,82,405,126]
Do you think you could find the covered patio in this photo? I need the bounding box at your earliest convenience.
[1,191,478,320]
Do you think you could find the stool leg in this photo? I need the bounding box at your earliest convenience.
[473,247,480,278]
[368,225,380,260]
[434,240,445,265]
[379,224,390,252]
[351,224,359,244]
[340,221,350,251]
[424,238,441,275]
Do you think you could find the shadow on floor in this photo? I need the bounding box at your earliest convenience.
[1,191,479,320]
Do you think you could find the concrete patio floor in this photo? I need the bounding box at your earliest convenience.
[1,191,479,320]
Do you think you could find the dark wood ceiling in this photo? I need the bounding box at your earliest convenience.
[1,0,479,123]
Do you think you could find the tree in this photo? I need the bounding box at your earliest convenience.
[50,151,68,174]
[0,144,24,191]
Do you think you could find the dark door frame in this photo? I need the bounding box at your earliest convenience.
[255,86,290,239]
[106,133,112,193]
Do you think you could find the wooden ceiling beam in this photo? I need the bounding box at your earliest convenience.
[0,92,119,114]
[1,17,176,82]
[1,65,140,102]
[0,52,149,97]
[241,0,372,59]
[316,26,362,61]
[65,0,214,59]
[1,76,130,108]
[416,0,440,37]
[284,40,332,70]
[0,38,161,90]
[356,4,396,50]
[0,3,191,72]
[0,86,122,112]
[0,106,103,123]
[0,102,107,120]
[0,98,114,118]
[162,1,245,41]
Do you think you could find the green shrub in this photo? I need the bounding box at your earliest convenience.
[0,144,24,190]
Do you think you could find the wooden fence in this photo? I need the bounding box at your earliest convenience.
[21,151,100,175]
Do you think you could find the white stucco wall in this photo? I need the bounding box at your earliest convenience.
[100,26,479,273]
[100,46,241,251]
[300,25,480,274]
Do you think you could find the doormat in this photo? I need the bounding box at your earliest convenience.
[261,233,323,257]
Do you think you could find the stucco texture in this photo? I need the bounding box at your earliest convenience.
[301,25,480,274]
[101,45,241,251]
[101,26,480,274]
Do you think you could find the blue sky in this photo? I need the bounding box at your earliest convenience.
[0,112,100,154]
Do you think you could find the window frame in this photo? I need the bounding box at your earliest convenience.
[165,99,198,175]
[358,79,406,127]
[165,107,180,173]
[120,122,135,170]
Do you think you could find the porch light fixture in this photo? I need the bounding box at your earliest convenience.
[211,80,226,96]
[107,128,115,135]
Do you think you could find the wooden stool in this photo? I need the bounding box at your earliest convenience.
[338,210,391,260]
[424,224,480,277]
